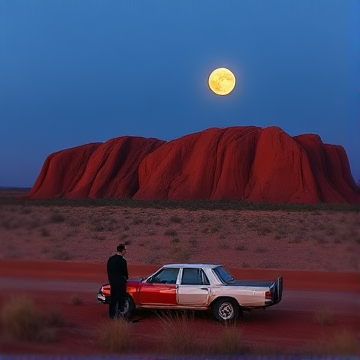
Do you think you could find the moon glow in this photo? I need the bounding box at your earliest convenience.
[208,67,236,95]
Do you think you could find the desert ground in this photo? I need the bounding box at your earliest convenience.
[0,191,359,356]
[1,192,359,271]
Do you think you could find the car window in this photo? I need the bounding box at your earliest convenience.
[181,268,210,285]
[213,266,234,284]
[151,268,179,284]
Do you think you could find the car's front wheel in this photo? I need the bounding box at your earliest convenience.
[116,295,135,319]
[212,298,239,322]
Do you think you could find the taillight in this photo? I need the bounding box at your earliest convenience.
[265,290,272,300]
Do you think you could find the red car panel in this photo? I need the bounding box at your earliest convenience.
[138,282,177,305]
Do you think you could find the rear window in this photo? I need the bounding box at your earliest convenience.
[213,266,234,284]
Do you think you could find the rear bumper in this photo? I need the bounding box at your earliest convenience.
[273,276,283,304]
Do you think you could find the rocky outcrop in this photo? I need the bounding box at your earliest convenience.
[28,137,165,198]
[27,126,360,203]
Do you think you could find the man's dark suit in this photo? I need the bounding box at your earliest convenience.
[107,253,129,319]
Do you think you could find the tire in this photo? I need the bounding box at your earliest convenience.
[212,298,239,323]
[116,295,135,319]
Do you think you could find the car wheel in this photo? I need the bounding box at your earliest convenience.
[116,295,135,319]
[212,298,239,322]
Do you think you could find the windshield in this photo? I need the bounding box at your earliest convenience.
[213,266,234,284]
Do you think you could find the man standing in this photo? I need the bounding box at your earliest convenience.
[107,244,128,319]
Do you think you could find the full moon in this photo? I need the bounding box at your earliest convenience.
[208,67,236,96]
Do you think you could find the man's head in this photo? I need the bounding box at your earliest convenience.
[117,244,127,254]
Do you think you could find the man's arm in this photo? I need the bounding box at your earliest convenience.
[124,259,129,280]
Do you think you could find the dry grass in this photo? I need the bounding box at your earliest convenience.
[156,312,246,355]
[157,312,197,354]
[213,323,244,354]
[305,329,360,355]
[313,307,334,325]
[0,295,60,342]
[0,195,359,271]
[97,318,133,353]
[70,294,84,306]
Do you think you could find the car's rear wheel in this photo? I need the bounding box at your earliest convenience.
[116,295,135,319]
[212,298,239,322]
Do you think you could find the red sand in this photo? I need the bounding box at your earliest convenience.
[1,259,359,356]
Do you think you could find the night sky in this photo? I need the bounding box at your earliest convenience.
[1,0,359,188]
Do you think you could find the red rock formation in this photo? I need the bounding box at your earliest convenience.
[28,137,165,199]
[27,127,360,204]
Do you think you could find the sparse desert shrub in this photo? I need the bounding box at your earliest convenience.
[218,242,229,250]
[50,213,65,223]
[148,254,160,264]
[157,312,200,354]
[235,245,246,251]
[91,224,105,232]
[97,318,133,352]
[255,247,267,253]
[325,225,337,236]
[257,226,272,236]
[40,228,50,237]
[41,246,50,254]
[289,234,303,243]
[202,223,220,233]
[213,323,244,354]
[93,234,106,241]
[68,219,82,227]
[132,218,143,225]
[189,237,198,247]
[198,214,214,223]
[171,247,191,263]
[0,295,58,342]
[313,307,334,325]
[20,207,32,214]
[27,219,41,229]
[164,229,178,236]
[1,219,11,229]
[70,294,84,306]
[170,215,182,223]
[52,249,71,260]
[44,305,65,327]
[305,329,359,355]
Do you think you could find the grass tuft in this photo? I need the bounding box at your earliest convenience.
[157,312,200,354]
[306,329,359,355]
[213,323,244,354]
[97,318,133,352]
[50,213,65,223]
[0,295,59,342]
[70,294,84,306]
[313,307,334,325]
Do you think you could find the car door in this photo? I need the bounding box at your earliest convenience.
[138,267,179,305]
[177,268,210,306]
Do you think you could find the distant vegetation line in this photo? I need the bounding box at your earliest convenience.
[0,193,359,212]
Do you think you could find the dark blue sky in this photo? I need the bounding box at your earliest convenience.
[1,0,359,188]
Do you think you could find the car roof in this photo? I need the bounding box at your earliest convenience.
[163,263,221,269]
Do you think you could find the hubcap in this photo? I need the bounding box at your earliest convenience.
[219,302,234,320]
